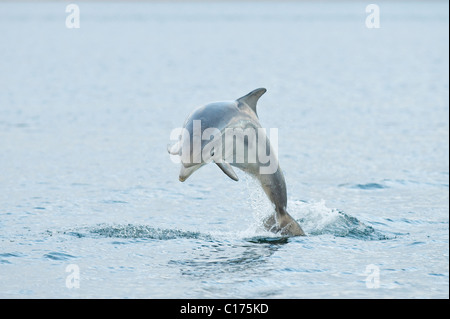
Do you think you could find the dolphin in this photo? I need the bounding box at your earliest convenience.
[168,88,305,236]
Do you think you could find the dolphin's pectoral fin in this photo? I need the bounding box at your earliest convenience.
[237,88,267,116]
[216,162,239,181]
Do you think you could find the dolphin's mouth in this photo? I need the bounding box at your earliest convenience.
[179,174,190,182]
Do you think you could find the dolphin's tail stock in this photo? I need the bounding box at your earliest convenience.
[264,208,305,236]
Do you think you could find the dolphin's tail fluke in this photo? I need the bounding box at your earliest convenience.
[264,209,305,236]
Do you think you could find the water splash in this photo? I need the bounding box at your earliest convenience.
[240,175,389,240]
[289,200,390,240]
[56,199,390,242]
[242,174,275,232]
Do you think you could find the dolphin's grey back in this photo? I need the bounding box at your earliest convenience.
[184,101,245,133]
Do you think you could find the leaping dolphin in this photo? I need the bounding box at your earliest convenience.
[168,88,305,236]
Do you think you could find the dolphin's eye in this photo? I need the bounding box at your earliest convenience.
[211,150,215,157]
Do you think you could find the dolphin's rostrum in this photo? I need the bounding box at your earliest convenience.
[168,88,305,236]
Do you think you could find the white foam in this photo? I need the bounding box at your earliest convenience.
[289,199,342,235]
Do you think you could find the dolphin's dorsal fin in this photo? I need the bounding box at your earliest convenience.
[237,88,266,116]
[216,162,239,181]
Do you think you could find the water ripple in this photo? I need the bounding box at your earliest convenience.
[43,252,76,261]
[81,224,213,241]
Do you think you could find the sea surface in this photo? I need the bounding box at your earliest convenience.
[0,1,448,298]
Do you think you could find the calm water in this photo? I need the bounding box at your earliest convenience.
[0,1,448,298]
